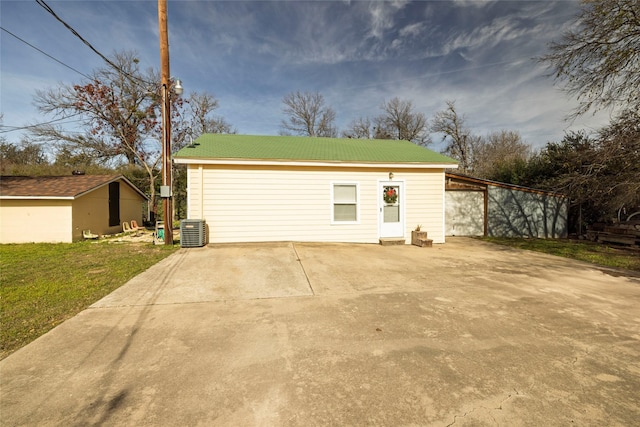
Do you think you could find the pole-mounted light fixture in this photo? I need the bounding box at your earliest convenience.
[173,78,184,96]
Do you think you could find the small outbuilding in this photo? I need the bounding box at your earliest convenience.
[174,134,458,244]
[0,174,148,243]
[445,173,568,238]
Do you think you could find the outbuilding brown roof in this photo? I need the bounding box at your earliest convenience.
[0,175,145,199]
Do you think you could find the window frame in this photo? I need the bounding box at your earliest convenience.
[331,181,360,225]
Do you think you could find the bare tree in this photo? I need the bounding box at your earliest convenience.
[281,91,337,137]
[473,130,532,180]
[341,115,395,140]
[540,0,640,118]
[186,92,235,136]
[174,92,236,147]
[430,100,479,172]
[342,117,373,139]
[376,98,430,146]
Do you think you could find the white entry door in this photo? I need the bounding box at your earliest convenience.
[379,181,404,238]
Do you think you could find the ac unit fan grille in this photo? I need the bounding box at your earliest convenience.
[180,219,206,247]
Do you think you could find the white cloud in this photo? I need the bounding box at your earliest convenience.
[366,0,407,40]
[451,0,497,7]
[399,22,426,38]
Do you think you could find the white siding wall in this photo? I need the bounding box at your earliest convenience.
[0,200,73,243]
[186,165,446,244]
[403,170,447,244]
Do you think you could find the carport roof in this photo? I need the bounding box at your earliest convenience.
[174,134,458,165]
[445,172,567,197]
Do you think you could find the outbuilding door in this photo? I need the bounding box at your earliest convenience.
[379,181,404,238]
[108,181,120,227]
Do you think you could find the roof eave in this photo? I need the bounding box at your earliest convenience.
[0,196,75,200]
[174,158,459,169]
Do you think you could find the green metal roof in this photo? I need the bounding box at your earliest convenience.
[174,134,457,164]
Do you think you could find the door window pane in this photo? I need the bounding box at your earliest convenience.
[383,205,400,223]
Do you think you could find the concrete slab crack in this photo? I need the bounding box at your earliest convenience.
[292,242,315,296]
[446,390,523,427]
[496,389,521,410]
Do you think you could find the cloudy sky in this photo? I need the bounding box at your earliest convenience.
[1,0,610,153]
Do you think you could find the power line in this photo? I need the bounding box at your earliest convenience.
[0,26,91,79]
[34,0,120,70]
[0,114,84,134]
[34,0,150,86]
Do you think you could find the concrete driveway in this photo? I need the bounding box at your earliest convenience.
[1,238,639,426]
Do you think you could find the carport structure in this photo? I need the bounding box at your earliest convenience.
[445,172,568,238]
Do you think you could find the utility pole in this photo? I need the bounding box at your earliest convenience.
[158,0,173,245]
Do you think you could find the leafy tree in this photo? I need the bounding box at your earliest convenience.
[376,98,430,146]
[430,100,480,173]
[0,138,115,176]
[0,140,47,171]
[524,112,640,232]
[0,113,112,176]
[540,0,640,117]
[0,139,48,176]
[281,91,337,137]
[591,109,640,217]
[53,145,104,170]
[528,132,595,197]
[520,132,597,234]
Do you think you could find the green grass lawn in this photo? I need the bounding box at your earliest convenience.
[481,237,640,272]
[0,241,178,359]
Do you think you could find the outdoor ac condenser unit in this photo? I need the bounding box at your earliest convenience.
[180,219,206,248]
